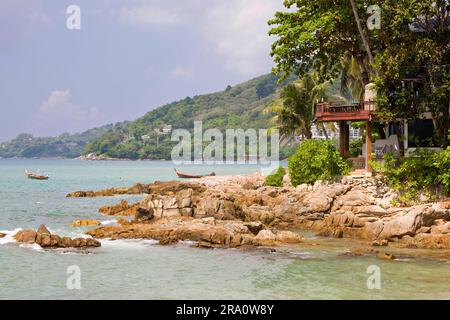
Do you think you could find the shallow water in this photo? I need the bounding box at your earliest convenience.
[0,159,449,299]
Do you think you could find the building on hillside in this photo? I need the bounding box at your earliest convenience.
[161,125,172,134]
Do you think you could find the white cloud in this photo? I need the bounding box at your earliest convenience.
[120,4,187,28]
[34,90,102,135]
[28,10,50,24]
[170,66,194,79]
[200,0,284,76]
[115,0,285,77]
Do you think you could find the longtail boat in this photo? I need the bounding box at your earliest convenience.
[174,169,215,179]
[25,170,49,180]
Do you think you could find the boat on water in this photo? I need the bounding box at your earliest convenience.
[174,169,215,179]
[25,170,49,180]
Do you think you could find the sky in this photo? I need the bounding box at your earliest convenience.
[0,0,285,142]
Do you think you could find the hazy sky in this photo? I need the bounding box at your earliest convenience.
[0,0,284,141]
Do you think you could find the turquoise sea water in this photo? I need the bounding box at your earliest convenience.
[0,159,449,299]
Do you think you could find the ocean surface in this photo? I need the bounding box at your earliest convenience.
[0,159,449,299]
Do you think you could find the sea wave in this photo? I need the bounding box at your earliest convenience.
[19,243,44,252]
[101,219,118,225]
[100,238,159,249]
[0,228,22,245]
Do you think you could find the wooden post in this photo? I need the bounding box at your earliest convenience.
[403,119,408,152]
[344,123,350,158]
[339,121,350,158]
[365,121,372,175]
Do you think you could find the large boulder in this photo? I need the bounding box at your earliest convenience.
[378,205,432,239]
[37,224,51,234]
[254,229,277,243]
[14,230,37,243]
[241,205,276,224]
[275,231,303,243]
[300,192,333,214]
[335,190,373,207]
[99,200,139,216]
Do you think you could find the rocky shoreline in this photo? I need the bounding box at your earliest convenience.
[14,224,101,249]
[66,172,450,252]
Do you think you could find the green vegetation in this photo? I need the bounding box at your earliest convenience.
[288,140,350,186]
[268,72,327,140]
[264,166,286,187]
[372,148,450,204]
[84,74,294,160]
[374,1,450,147]
[0,74,298,160]
[269,0,449,148]
[349,138,363,157]
[0,124,123,158]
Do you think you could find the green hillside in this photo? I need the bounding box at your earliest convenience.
[84,73,294,160]
[0,73,295,160]
[0,123,126,159]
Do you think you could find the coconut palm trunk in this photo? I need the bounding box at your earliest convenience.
[349,0,377,78]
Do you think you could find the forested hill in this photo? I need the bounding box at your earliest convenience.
[0,73,293,160]
[83,73,294,160]
[0,123,126,159]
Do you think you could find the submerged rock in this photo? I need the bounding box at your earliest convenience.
[377,252,396,260]
[70,219,101,227]
[14,225,100,249]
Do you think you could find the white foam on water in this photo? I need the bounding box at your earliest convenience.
[178,240,196,246]
[101,219,118,225]
[0,228,22,245]
[100,238,159,249]
[19,243,44,252]
[53,248,94,255]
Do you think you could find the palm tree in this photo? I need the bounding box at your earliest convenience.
[268,72,331,141]
[268,58,365,142]
[340,56,365,102]
[349,0,376,74]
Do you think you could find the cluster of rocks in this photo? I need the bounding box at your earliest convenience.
[14,224,101,249]
[68,172,450,250]
[86,216,302,248]
[66,181,205,198]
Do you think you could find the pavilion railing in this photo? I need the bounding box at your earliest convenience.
[315,101,376,114]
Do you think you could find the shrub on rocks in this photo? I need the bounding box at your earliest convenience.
[288,140,350,186]
[264,167,286,187]
[372,147,450,204]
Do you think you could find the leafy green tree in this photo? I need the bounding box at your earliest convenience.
[269,0,449,147]
[268,0,376,85]
[374,0,450,147]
